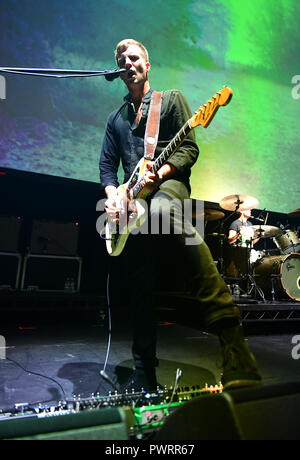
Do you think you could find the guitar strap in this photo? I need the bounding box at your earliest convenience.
[144,90,163,160]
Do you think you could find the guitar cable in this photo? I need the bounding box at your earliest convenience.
[99,272,120,392]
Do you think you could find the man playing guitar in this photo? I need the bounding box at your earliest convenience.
[99,38,262,392]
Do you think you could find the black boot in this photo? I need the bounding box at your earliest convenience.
[218,324,262,390]
[121,366,158,393]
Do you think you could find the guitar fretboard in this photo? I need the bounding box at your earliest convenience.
[131,120,192,199]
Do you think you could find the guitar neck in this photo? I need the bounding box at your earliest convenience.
[130,120,192,199]
[129,86,233,200]
[151,120,192,174]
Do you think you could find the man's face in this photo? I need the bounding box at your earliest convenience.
[117,44,150,89]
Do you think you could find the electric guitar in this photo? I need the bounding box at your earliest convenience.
[105,86,233,256]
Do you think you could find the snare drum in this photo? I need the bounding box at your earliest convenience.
[273,230,300,254]
[253,253,300,301]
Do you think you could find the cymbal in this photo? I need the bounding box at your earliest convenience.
[252,225,280,238]
[219,194,259,211]
[204,209,225,221]
[192,205,224,221]
[288,208,300,218]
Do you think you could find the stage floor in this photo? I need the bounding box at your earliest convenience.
[1,307,300,414]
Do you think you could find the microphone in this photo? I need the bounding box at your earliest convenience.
[253,208,266,223]
[250,217,264,222]
[100,369,120,392]
[105,68,126,81]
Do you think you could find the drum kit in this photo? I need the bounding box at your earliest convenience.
[206,194,300,302]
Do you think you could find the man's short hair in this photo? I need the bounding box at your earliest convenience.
[114,39,149,66]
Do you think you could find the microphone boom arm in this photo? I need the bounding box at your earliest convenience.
[0,67,126,80]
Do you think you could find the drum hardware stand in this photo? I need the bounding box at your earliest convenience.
[270,275,276,302]
[243,238,266,302]
[246,274,266,302]
[270,274,281,302]
[213,202,242,278]
[216,230,227,277]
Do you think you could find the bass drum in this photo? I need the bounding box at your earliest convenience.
[253,253,300,301]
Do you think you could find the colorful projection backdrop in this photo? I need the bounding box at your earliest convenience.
[0,0,299,213]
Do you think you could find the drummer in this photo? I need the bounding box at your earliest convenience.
[228,209,260,247]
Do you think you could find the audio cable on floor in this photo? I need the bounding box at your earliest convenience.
[99,272,120,392]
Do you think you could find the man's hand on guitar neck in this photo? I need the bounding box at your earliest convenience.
[141,162,177,192]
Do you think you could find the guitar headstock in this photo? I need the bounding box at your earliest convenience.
[190,86,233,129]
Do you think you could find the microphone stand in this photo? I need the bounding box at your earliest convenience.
[0,64,126,391]
[0,67,126,80]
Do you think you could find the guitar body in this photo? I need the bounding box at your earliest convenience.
[104,86,233,256]
[126,157,154,201]
[105,158,152,256]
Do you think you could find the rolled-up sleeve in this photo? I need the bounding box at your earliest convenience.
[99,112,120,189]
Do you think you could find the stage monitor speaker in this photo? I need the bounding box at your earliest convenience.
[0,253,22,289]
[21,254,82,292]
[0,407,130,440]
[0,216,21,252]
[30,220,79,256]
[155,382,300,440]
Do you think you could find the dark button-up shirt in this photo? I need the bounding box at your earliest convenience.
[99,88,199,193]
